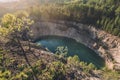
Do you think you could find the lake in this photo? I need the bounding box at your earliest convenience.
[35,35,105,68]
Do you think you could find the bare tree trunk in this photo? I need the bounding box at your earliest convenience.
[16,37,38,80]
[28,40,31,51]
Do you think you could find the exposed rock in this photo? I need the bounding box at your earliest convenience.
[97,30,120,69]
[30,20,120,69]
[89,77,101,80]
[93,43,98,49]
[98,46,106,54]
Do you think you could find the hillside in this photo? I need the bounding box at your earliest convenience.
[0,40,119,80]
[0,0,120,80]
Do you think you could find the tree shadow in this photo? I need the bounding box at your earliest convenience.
[7,41,39,80]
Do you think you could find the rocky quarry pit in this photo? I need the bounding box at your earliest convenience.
[30,20,120,70]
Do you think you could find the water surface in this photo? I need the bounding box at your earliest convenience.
[36,36,105,68]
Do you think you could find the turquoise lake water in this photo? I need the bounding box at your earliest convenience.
[36,36,105,68]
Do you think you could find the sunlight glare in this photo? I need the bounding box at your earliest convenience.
[0,0,19,2]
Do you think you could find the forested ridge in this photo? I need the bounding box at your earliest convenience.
[29,0,120,36]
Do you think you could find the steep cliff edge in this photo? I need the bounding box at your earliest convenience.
[30,20,120,69]
[96,30,120,70]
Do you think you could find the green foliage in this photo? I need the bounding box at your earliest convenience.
[67,55,96,74]
[101,67,120,80]
[0,49,120,80]
[115,6,120,16]
[67,55,80,69]
[0,13,33,37]
[40,61,66,80]
[0,12,34,55]
[28,0,120,37]
[87,63,96,70]
[68,55,80,64]
[55,46,68,58]
[49,61,66,80]
[98,16,120,36]
[79,62,96,74]
[13,72,28,80]
[0,0,120,79]
[0,68,28,80]
[0,70,11,80]
[113,28,120,36]
[0,50,4,65]
[0,12,34,45]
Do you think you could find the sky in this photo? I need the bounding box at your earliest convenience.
[0,0,19,2]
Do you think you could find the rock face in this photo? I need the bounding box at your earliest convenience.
[30,20,120,69]
[97,30,120,70]
[31,21,95,48]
